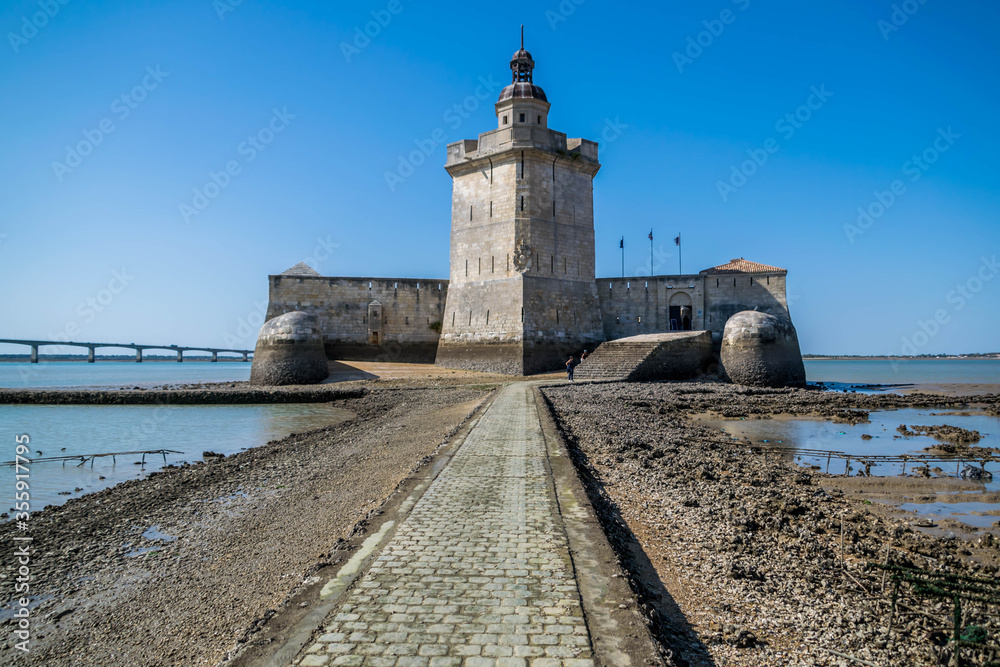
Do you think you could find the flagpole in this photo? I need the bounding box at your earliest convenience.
[678,232,682,274]
[649,229,653,277]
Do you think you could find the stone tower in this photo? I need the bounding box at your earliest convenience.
[435,35,605,375]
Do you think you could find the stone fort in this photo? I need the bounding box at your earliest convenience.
[265,40,792,375]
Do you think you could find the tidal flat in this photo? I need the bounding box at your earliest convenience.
[2,377,999,666]
[0,383,495,666]
[543,381,1000,667]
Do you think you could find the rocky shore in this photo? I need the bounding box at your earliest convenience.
[542,381,1000,667]
[0,384,494,666]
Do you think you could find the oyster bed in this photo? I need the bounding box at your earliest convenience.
[543,381,1000,667]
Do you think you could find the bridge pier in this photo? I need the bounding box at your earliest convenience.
[30,345,38,364]
[88,347,95,363]
[211,351,218,363]
[135,348,143,363]
[242,352,248,362]
[177,350,183,363]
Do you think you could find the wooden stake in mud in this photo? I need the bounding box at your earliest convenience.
[886,578,901,636]
[2,449,180,467]
[840,514,845,570]
[881,544,891,593]
[952,595,962,667]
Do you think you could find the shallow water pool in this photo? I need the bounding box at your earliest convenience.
[1,403,354,512]
[699,407,1000,527]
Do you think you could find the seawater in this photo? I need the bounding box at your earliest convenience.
[700,407,1000,528]
[0,360,251,389]
[1,359,995,390]
[804,359,1000,386]
[1,403,354,512]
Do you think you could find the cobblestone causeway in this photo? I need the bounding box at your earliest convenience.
[292,383,595,667]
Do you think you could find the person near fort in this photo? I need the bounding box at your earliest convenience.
[566,355,580,382]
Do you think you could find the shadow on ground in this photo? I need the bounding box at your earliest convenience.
[552,409,717,667]
[323,361,379,382]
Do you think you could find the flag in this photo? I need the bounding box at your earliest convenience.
[674,234,681,246]
[619,237,623,249]
[648,229,653,241]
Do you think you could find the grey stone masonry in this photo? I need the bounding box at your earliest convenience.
[291,384,595,667]
[574,332,713,382]
[267,274,448,363]
[434,42,604,375]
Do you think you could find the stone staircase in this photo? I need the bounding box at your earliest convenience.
[575,332,713,382]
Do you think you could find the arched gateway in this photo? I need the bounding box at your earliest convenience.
[669,292,693,331]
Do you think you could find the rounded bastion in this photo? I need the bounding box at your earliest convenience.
[249,311,329,386]
[720,310,806,388]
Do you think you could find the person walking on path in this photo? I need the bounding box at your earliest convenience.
[566,355,580,382]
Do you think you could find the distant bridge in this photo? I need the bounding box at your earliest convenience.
[0,339,253,363]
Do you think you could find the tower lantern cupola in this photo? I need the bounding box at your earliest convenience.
[496,26,550,129]
[510,27,535,83]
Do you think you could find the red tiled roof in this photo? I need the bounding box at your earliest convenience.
[700,258,787,274]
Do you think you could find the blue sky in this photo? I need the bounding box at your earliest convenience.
[1,0,998,355]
